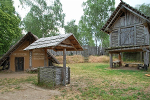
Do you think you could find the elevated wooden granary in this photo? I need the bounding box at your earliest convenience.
[101,1,150,70]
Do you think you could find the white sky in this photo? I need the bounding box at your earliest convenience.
[13,0,150,34]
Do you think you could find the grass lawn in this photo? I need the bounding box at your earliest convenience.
[1,63,150,100]
[56,63,150,100]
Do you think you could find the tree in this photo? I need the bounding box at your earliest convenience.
[64,20,82,44]
[135,3,150,17]
[0,0,21,55]
[20,0,65,38]
[81,0,115,48]
[78,17,95,46]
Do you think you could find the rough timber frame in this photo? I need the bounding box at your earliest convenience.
[101,1,150,70]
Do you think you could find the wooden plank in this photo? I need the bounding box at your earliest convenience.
[123,5,150,23]
[118,28,120,46]
[105,9,121,31]
[63,48,66,86]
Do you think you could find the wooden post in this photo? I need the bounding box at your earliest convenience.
[109,33,112,47]
[63,48,66,86]
[44,49,47,67]
[140,52,143,62]
[110,53,113,68]
[68,67,70,84]
[29,50,32,68]
[118,53,122,66]
[144,51,149,70]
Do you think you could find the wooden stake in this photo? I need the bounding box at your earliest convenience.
[63,48,66,86]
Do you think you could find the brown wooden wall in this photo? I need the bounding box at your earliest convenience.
[110,11,150,47]
[9,40,48,71]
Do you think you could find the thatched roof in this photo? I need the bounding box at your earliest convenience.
[0,32,59,66]
[24,33,83,51]
[101,1,150,33]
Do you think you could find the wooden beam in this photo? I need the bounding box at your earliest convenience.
[63,48,66,86]
[105,8,121,31]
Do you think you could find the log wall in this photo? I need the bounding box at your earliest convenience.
[110,11,149,47]
[38,66,70,86]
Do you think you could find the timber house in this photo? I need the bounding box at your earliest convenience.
[101,1,150,69]
[0,32,59,72]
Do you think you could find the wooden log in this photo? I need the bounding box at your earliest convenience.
[110,53,113,68]
[63,48,66,86]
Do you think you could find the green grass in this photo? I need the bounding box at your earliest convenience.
[1,63,150,100]
[0,76,38,93]
[55,63,150,100]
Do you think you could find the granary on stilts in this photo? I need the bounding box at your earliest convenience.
[101,1,150,70]
[0,32,59,72]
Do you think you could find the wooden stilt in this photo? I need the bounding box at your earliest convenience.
[140,52,143,62]
[63,48,66,86]
[144,51,149,70]
[110,53,113,68]
[118,53,122,66]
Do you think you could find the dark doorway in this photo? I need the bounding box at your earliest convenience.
[15,57,24,71]
[49,59,53,66]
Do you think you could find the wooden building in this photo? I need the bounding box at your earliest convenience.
[101,1,150,69]
[0,32,59,72]
[24,33,83,85]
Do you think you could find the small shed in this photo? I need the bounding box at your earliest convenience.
[101,1,150,70]
[0,32,59,71]
[24,33,83,85]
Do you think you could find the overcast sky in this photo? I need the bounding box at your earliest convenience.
[13,0,150,34]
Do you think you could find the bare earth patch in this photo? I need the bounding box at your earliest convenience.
[0,72,36,79]
[0,72,61,100]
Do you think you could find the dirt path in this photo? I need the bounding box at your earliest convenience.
[0,72,61,100]
[0,83,61,100]
[0,72,37,79]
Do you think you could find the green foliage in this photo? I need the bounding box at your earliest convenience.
[64,20,82,44]
[78,17,95,46]
[20,0,65,38]
[80,0,115,47]
[135,3,150,17]
[0,0,21,55]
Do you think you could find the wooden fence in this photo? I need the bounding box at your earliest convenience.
[48,46,106,56]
